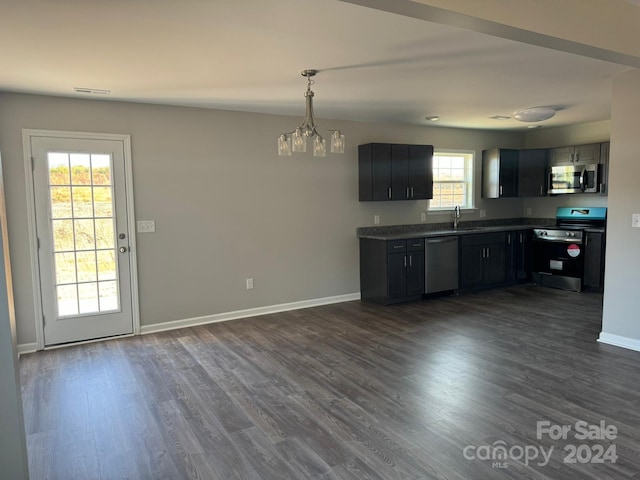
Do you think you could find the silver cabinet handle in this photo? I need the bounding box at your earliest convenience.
[507,235,511,245]
[388,187,392,199]
[409,255,412,267]
[119,246,128,253]
[499,185,503,196]
[519,233,523,243]
[486,247,490,259]
[404,255,407,267]
[393,245,403,249]
[411,187,414,198]
[540,185,544,195]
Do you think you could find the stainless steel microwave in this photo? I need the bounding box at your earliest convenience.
[549,164,601,194]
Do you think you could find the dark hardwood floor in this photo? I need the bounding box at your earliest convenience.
[20,285,640,479]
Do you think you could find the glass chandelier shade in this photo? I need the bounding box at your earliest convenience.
[278,69,345,157]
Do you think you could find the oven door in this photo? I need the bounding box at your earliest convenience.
[532,239,584,291]
[549,165,582,194]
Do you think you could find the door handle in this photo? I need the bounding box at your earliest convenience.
[119,246,128,253]
[388,187,392,199]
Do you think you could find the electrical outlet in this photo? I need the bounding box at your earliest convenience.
[246,278,254,290]
[526,208,532,217]
[374,214,380,225]
[420,212,427,222]
[479,209,487,218]
[632,214,640,228]
[137,220,156,233]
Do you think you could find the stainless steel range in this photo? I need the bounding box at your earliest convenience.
[532,207,607,292]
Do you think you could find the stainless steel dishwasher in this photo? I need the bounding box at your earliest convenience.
[424,236,459,294]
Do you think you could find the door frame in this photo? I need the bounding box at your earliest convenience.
[22,129,140,350]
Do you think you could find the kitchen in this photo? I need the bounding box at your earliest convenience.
[358,142,609,304]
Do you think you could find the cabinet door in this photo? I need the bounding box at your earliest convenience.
[359,143,393,201]
[408,145,433,199]
[518,149,547,197]
[460,245,484,289]
[599,142,609,195]
[391,144,409,200]
[515,230,531,282]
[499,150,519,197]
[584,232,604,289]
[387,252,407,299]
[482,148,518,198]
[548,146,574,166]
[405,250,425,296]
[574,143,601,164]
[484,243,506,285]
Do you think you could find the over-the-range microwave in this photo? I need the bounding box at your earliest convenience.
[548,163,601,194]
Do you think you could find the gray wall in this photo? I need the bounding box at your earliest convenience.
[0,153,29,479]
[601,69,640,342]
[0,93,526,346]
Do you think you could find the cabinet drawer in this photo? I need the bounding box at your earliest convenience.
[387,239,407,252]
[407,238,425,251]
[460,232,506,247]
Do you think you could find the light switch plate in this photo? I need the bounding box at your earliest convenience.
[526,208,532,217]
[137,220,156,233]
[632,213,640,228]
[479,209,487,218]
[374,214,380,225]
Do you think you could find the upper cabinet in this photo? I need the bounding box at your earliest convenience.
[481,148,518,198]
[548,143,601,166]
[599,142,610,195]
[359,143,433,201]
[518,149,548,197]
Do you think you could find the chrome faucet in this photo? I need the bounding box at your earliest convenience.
[453,205,461,229]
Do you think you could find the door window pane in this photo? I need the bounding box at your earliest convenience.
[47,151,121,317]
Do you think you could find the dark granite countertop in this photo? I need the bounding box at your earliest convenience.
[357,217,555,240]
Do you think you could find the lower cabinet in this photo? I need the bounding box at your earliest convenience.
[506,230,532,283]
[459,232,507,290]
[584,231,605,290]
[360,238,424,304]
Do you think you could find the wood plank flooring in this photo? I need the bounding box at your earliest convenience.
[20,285,640,479]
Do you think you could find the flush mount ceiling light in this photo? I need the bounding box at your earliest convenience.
[278,69,344,157]
[513,107,556,123]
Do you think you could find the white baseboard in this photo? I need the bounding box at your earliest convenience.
[17,342,38,357]
[597,332,640,353]
[140,292,361,336]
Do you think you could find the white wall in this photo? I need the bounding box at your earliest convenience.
[0,93,525,346]
[522,120,610,218]
[600,69,640,346]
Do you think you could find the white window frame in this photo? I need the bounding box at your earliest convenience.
[428,149,475,212]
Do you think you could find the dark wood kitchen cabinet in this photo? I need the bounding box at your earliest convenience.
[459,232,507,289]
[518,149,547,197]
[599,142,609,195]
[584,231,605,290]
[506,230,532,283]
[482,148,518,198]
[359,143,433,201]
[548,143,601,166]
[360,237,424,304]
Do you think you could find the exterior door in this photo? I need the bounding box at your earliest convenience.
[30,134,135,346]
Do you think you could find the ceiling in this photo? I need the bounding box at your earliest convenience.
[0,0,634,130]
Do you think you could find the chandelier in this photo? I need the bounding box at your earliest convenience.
[277,69,345,157]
